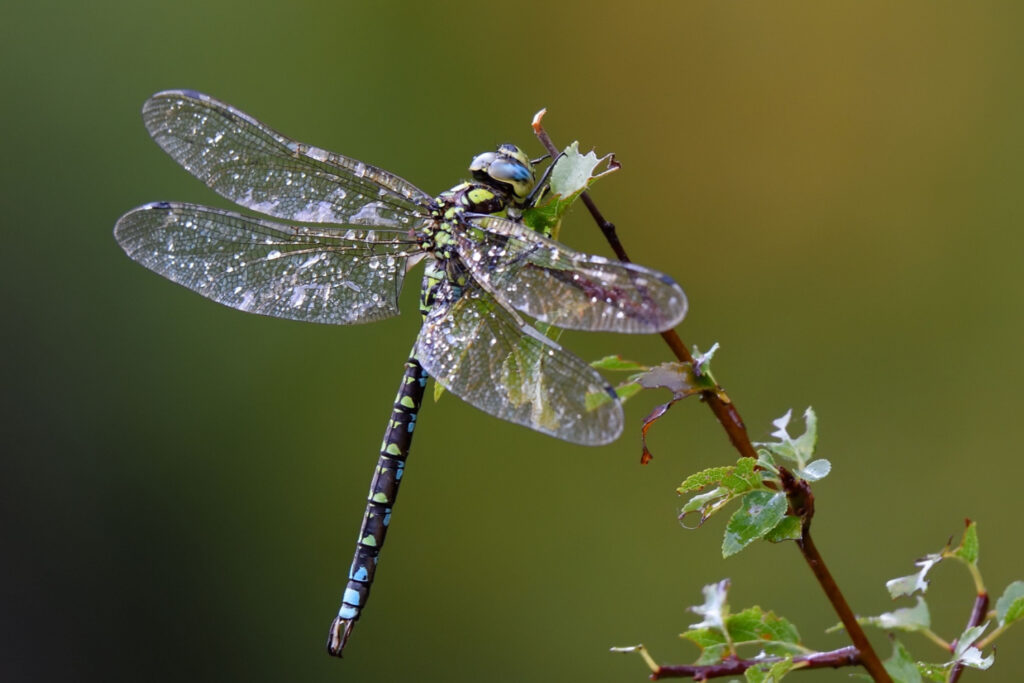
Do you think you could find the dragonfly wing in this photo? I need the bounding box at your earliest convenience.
[458,214,687,334]
[141,90,433,227]
[415,281,623,445]
[115,202,418,324]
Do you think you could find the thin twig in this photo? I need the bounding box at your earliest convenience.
[533,112,892,682]
[778,468,891,682]
[948,589,990,683]
[649,645,863,680]
[531,111,758,461]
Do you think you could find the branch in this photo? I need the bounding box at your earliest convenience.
[531,111,758,461]
[647,645,862,680]
[778,468,891,682]
[947,590,990,683]
[533,112,892,682]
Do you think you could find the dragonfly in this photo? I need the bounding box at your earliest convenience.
[114,90,688,657]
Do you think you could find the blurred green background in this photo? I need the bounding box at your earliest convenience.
[4,1,1022,681]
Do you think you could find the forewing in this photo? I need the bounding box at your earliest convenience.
[415,282,623,445]
[115,202,418,324]
[141,90,433,227]
[459,214,687,334]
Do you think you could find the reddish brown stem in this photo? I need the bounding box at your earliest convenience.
[778,469,891,682]
[649,645,862,680]
[532,113,892,682]
[531,114,758,461]
[948,590,990,683]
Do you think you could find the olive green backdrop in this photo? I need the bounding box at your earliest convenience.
[4,1,1022,681]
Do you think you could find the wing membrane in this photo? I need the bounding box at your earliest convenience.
[115,202,419,324]
[415,281,623,445]
[142,90,433,227]
[457,215,687,334]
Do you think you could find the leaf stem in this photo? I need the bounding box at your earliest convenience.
[920,627,952,652]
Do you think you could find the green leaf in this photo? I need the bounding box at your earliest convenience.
[692,342,720,384]
[679,467,735,493]
[723,491,787,558]
[764,516,802,543]
[548,141,616,198]
[885,554,943,598]
[753,407,818,471]
[678,458,768,527]
[951,623,994,670]
[883,639,922,683]
[745,657,795,683]
[951,520,979,566]
[521,141,617,237]
[859,597,931,633]
[589,355,649,372]
[995,580,1024,626]
[795,459,831,482]
[681,604,802,667]
[679,486,731,523]
[916,662,948,682]
[636,362,709,395]
[726,606,801,646]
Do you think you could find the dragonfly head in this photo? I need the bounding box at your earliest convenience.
[468,144,536,206]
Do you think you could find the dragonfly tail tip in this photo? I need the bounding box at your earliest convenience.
[326,617,355,658]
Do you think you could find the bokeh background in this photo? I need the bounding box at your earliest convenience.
[3,2,1022,681]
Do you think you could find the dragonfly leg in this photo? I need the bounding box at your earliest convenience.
[327,357,428,657]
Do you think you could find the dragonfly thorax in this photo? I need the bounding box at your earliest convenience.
[422,145,535,260]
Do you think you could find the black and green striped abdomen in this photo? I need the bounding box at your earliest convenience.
[327,357,428,656]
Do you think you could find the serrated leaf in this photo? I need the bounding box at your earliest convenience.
[678,459,768,526]
[883,639,922,683]
[679,466,734,493]
[722,491,787,558]
[745,658,795,683]
[764,516,802,543]
[678,628,729,665]
[885,554,943,598]
[548,141,616,198]
[952,623,994,670]
[995,580,1024,626]
[754,407,818,470]
[679,486,731,522]
[913,625,994,680]
[791,407,817,462]
[590,355,649,372]
[860,597,931,632]
[726,606,801,646]
[951,520,979,566]
[681,604,802,666]
[521,141,617,237]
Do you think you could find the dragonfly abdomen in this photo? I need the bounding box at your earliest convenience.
[327,357,428,656]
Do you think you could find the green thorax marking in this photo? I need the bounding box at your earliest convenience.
[417,144,539,319]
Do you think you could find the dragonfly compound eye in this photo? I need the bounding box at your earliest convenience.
[469,144,536,203]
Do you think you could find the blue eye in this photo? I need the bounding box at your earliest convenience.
[488,160,531,183]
